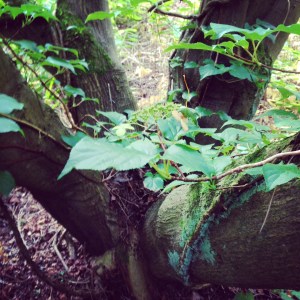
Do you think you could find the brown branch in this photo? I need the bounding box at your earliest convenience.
[261,63,300,74]
[148,0,196,20]
[0,196,103,298]
[150,7,196,20]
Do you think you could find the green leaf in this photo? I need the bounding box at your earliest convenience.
[126,139,158,156]
[85,11,114,22]
[275,86,300,100]
[45,43,78,57]
[216,41,236,54]
[275,23,300,35]
[228,61,254,81]
[257,109,297,120]
[0,118,22,134]
[292,291,300,299]
[200,61,231,80]
[223,119,256,130]
[280,291,294,300]
[97,111,126,125]
[0,94,24,114]
[207,23,273,41]
[157,117,182,141]
[245,166,263,176]
[170,57,183,68]
[163,144,215,177]
[165,42,214,53]
[256,110,300,131]
[275,119,300,131]
[233,291,254,300]
[212,156,232,175]
[112,124,134,137]
[162,180,194,193]
[213,128,263,145]
[20,4,57,21]
[69,59,89,71]
[182,91,197,102]
[167,89,182,102]
[263,163,300,191]
[0,171,15,196]
[42,56,76,74]
[14,40,40,52]
[143,173,164,192]
[184,61,199,69]
[64,85,85,97]
[59,137,157,179]
[61,132,86,147]
[1,6,23,19]
[194,106,213,118]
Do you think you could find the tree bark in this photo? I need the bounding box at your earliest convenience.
[0,0,137,125]
[0,47,118,254]
[55,0,137,124]
[142,134,300,289]
[170,0,300,141]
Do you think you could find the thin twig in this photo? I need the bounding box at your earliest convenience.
[53,230,69,272]
[259,188,277,233]
[274,0,290,41]
[148,0,172,12]
[0,113,70,150]
[259,154,295,233]
[150,7,196,20]
[232,53,300,75]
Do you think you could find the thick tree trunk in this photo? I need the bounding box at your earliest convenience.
[0,0,136,125]
[170,0,300,137]
[55,0,137,124]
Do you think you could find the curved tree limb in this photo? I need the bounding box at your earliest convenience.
[142,133,300,288]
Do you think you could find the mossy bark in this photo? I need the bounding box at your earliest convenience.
[55,0,137,124]
[0,0,137,124]
[142,134,300,289]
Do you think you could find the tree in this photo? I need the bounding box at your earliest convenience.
[0,0,299,299]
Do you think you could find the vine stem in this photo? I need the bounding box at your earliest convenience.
[0,113,70,150]
[232,53,300,74]
[171,149,300,183]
